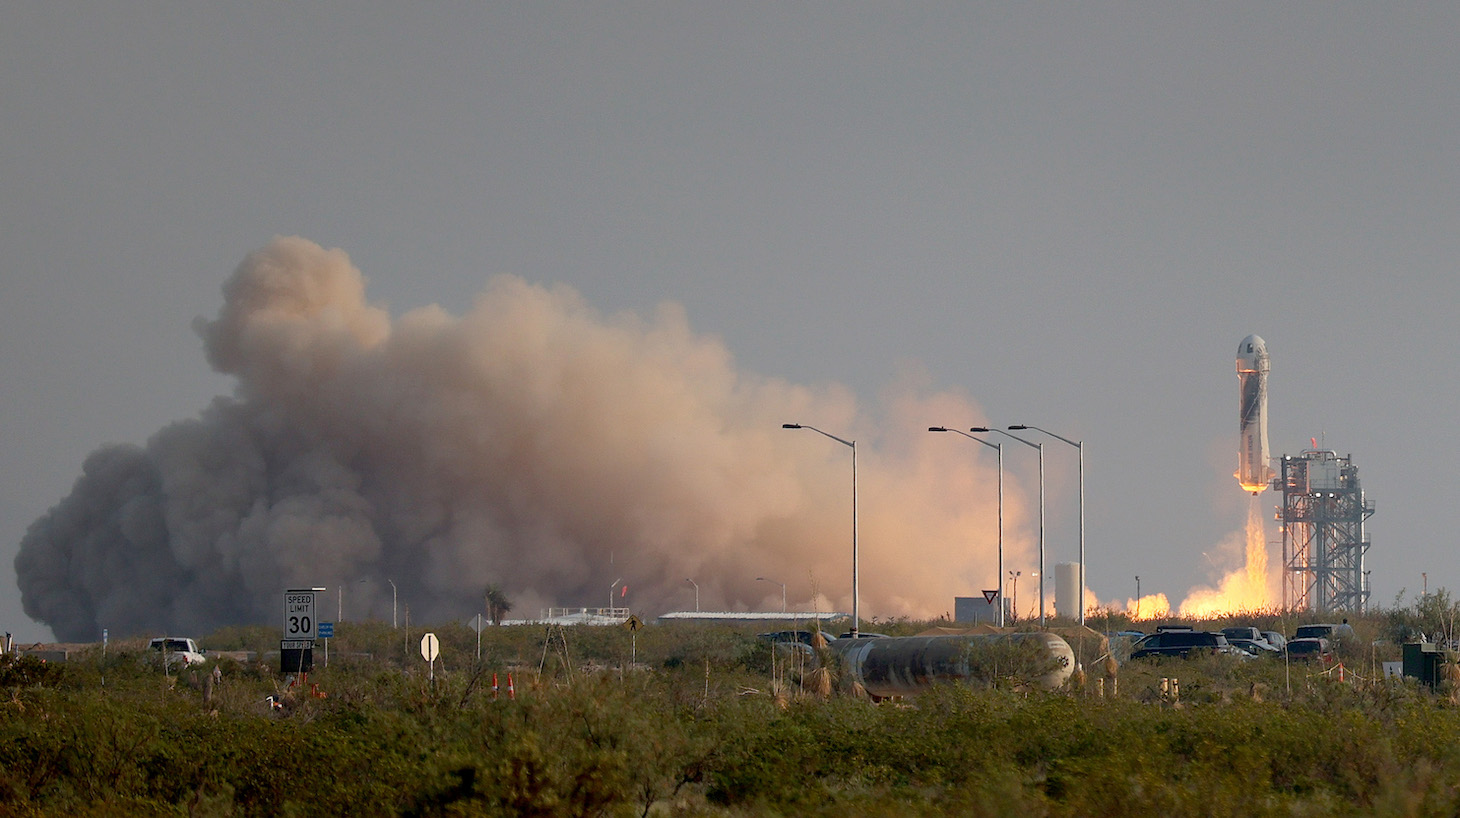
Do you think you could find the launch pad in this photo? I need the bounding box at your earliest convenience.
[1277,449,1374,613]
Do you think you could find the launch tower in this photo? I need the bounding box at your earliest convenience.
[1278,449,1374,613]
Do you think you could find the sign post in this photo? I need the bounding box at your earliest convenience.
[318,621,334,667]
[468,614,488,661]
[281,587,323,674]
[421,632,440,682]
[624,615,643,665]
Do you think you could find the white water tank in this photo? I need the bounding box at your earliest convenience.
[1055,562,1081,620]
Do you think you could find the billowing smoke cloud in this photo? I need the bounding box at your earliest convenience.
[16,237,1029,640]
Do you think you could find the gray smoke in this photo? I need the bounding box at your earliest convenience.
[16,237,1027,640]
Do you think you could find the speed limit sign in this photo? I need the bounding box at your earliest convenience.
[283,588,320,641]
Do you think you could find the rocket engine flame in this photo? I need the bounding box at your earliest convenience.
[15,237,1024,640]
[1178,500,1274,617]
[1126,593,1171,621]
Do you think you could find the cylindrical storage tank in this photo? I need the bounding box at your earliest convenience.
[1055,562,1080,620]
[835,633,1075,698]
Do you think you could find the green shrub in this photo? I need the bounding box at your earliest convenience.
[11,612,1460,814]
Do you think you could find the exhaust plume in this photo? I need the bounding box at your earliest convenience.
[1178,500,1276,617]
[16,238,1027,640]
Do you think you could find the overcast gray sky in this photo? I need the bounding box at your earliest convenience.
[4,4,1457,641]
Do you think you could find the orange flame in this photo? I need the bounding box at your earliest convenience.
[1178,501,1273,617]
[1237,479,1269,495]
[1126,592,1171,621]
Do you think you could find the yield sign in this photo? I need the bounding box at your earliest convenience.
[982,589,1000,604]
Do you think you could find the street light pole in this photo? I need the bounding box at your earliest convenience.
[929,427,1004,626]
[338,579,366,623]
[1010,425,1085,626]
[388,579,397,630]
[757,577,787,613]
[975,427,1044,626]
[685,578,699,612]
[783,423,859,637]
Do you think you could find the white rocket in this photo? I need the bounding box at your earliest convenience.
[1236,334,1273,494]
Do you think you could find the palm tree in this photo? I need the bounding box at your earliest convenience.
[485,584,513,626]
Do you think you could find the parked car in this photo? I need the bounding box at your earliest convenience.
[148,637,206,667]
[1103,631,1147,664]
[1104,630,1148,647]
[1293,623,1354,647]
[757,630,834,650]
[1262,631,1287,651]
[1285,636,1331,662]
[1130,631,1245,659]
[1222,626,1265,643]
[757,629,835,659]
[1228,637,1280,656]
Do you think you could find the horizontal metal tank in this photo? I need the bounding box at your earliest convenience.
[834,632,1075,697]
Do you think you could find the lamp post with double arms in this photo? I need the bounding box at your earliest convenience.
[1009,425,1084,626]
[928,427,1004,626]
[974,427,1045,626]
[782,423,859,637]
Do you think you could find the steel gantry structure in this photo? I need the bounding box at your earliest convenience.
[1278,449,1374,614]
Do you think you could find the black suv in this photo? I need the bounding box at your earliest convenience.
[1292,623,1354,644]
[1285,623,1352,662]
[1285,637,1330,662]
[1130,630,1242,659]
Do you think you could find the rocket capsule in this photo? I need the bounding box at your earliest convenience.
[1236,334,1272,494]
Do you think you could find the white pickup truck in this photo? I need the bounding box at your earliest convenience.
[148,637,206,667]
